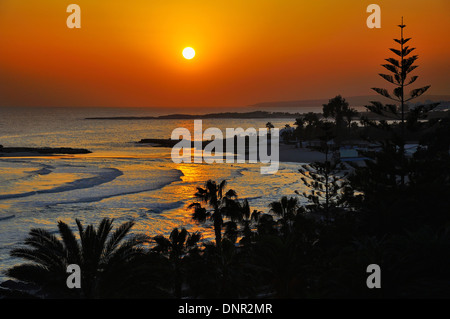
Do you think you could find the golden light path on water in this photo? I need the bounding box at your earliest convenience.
[0,154,308,245]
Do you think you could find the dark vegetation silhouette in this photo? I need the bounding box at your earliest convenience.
[362,18,438,186]
[152,228,201,298]
[2,19,450,299]
[322,95,358,144]
[188,180,241,253]
[4,219,151,298]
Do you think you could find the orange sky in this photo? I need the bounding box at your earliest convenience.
[0,0,449,108]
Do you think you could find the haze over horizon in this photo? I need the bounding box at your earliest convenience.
[1,0,449,108]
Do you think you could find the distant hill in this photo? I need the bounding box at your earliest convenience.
[250,95,450,109]
[86,111,304,120]
[85,95,450,121]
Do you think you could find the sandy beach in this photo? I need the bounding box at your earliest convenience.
[278,144,326,163]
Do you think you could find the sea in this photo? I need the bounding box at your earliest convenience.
[0,106,317,281]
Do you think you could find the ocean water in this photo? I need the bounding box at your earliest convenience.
[0,107,313,281]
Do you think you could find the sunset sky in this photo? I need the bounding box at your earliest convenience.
[0,0,449,108]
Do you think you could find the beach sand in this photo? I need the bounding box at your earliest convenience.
[278,144,326,163]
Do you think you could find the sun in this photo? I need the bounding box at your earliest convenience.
[182,47,195,60]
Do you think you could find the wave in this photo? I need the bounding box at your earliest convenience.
[41,168,183,206]
[0,160,54,183]
[143,201,185,215]
[0,214,15,221]
[0,168,123,201]
[242,196,263,201]
[30,164,54,176]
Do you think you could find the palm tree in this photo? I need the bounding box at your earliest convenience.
[189,180,241,251]
[303,112,321,127]
[266,122,275,139]
[293,118,305,147]
[269,196,299,234]
[301,112,322,143]
[322,95,356,144]
[252,234,304,298]
[239,199,262,245]
[152,228,201,298]
[6,218,149,298]
[344,108,359,129]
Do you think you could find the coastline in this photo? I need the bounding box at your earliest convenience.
[0,147,91,158]
[0,144,326,163]
[138,138,327,164]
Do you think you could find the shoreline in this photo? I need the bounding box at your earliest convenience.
[0,147,91,158]
[138,138,327,164]
[0,144,326,164]
[278,144,326,163]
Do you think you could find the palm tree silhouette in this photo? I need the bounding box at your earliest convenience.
[303,112,321,127]
[344,107,359,129]
[152,228,201,298]
[322,95,356,144]
[6,218,149,298]
[239,199,263,245]
[269,196,299,235]
[189,180,240,251]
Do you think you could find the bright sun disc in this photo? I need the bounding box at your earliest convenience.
[182,47,195,60]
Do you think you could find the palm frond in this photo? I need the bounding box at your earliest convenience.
[10,248,62,270]
[26,228,65,253]
[75,219,84,235]
[104,221,135,258]
[186,232,202,247]
[224,189,237,198]
[6,264,55,285]
[218,180,227,198]
[96,219,114,253]
[152,235,171,253]
[108,234,149,262]
[57,220,81,264]
[191,204,208,222]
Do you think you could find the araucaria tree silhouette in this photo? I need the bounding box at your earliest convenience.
[365,18,437,185]
[369,18,432,129]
